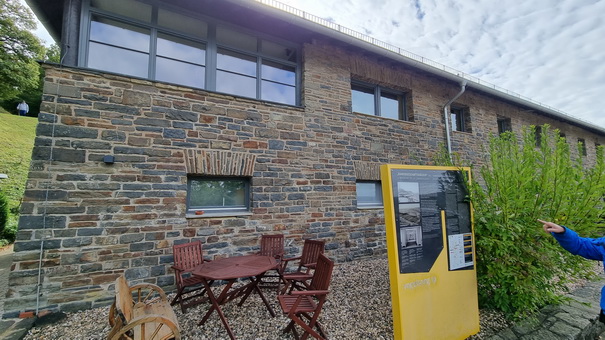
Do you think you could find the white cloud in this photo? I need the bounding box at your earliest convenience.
[280,0,605,129]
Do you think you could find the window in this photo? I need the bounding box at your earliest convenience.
[497,117,512,134]
[534,126,542,147]
[351,82,407,120]
[85,0,299,106]
[578,138,587,156]
[559,132,567,143]
[88,16,150,78]
[187,177,250,215]
[451,106,469,132]
[356,181,383,208]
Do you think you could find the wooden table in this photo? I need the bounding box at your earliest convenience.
[192,255,278,340]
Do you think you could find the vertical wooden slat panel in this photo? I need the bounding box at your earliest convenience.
[184,150,256,176]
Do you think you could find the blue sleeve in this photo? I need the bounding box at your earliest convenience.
[552,227,605,261]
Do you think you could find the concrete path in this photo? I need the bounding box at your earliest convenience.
[488,273,605,340]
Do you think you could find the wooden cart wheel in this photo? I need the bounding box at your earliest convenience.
[108,315,181,340]
[129,283,168,306]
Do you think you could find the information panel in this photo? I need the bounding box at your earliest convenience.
[381,164,479,340]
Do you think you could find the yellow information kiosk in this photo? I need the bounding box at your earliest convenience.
[380,164,479,340]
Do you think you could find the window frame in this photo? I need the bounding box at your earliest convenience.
[351,81,408,121]
[80,0,300,106]
[534,126,542,147]
[186,176,251,216]
[450,105,469,132]
[497,117,512,135]
[578,138,587,156]
[356,180,384,209]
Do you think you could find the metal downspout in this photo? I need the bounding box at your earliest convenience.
[443,81,467,157]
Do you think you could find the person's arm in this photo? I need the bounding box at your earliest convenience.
[539,219,604,260]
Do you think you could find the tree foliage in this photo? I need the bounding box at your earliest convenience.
[472,126,605,319]
[0,0,45,101]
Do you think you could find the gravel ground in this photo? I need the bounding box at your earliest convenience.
[24,257,511,340]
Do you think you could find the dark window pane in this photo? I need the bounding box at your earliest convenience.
[156,57,205,88]
[262,81,295,105]
[88,42,149,78]
[217,27,257,52]
[261,60,295,85]
[216,70,256,98]
[157,34,205,65]
[380,92,401,120]
[91,0,152,22]
[535,126,542,147]
[158,8,207,39]
[497,118,512,134]
[451,108,464,132]
[579,139,587,156]
[188,178,248,211]
[90,16,149,52]
[217,49,257,77]
[262,40,296,62]
[352,85,375,115]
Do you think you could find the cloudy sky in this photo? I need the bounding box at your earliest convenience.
[276,0,605,129]
[25,0,605,129]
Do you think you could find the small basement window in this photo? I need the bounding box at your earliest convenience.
[187,176,250,215]
[356,181,383,209]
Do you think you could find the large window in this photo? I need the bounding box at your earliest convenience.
[88,16,150,78]
[351,82,407,120]
[356,181,383,209]
[187,177,250,215]
[84,0,299,106]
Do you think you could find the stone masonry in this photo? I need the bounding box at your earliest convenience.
[5,38,605,317]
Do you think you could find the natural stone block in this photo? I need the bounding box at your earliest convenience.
[125,267,150,280]
[120,234,145,244]
[19,216,66,230]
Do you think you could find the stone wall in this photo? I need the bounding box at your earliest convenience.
[5,39,605,317]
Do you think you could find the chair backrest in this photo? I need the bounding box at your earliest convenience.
[299,239,325,267]
[259,234,284,258]
[173,240,204,270]
[308,253,334,291]
[115,275,133,322]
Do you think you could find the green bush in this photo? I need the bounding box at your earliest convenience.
[441,125,605,319]
[0,191,8,235]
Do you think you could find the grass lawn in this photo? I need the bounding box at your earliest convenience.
[0,112,37,236]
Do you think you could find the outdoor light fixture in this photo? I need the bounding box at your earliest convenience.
[103,155,115,165]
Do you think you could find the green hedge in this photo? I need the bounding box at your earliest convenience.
[440,125,605,319]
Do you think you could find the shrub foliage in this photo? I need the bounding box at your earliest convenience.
[0,191,7,231]
[444,125,605,319]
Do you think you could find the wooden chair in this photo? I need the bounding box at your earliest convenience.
[257,234,285,290]
[280,239,325,294]
[107,275,180,340]
[277,253,334,340]
[170,240,210,312]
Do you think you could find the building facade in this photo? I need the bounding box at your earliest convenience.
[6,0,605,317]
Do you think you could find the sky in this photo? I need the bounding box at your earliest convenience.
[23,0,605,129]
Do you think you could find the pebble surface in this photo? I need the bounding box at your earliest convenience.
[23,257,511,340]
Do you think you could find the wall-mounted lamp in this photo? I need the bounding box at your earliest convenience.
[103,155,115,165]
